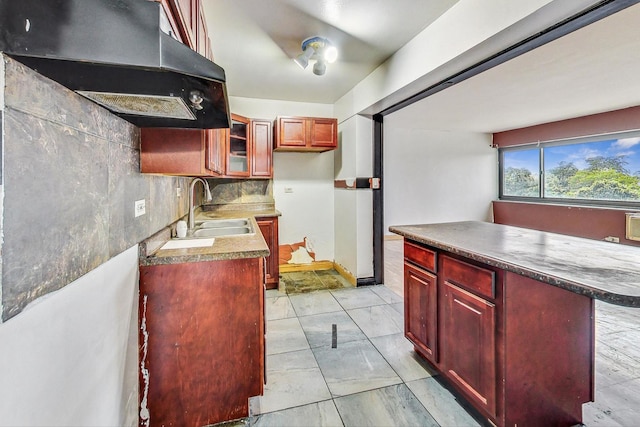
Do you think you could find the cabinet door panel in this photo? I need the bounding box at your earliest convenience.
[441,281,496,417]
[310,118,337,149]
[257,217,279,289]
[206,128,226,175]
[251,120,273,178]
[278,117,306,147]
[226,114,250,177]
[404,262,438,363]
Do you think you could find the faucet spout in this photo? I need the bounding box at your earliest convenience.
[188,178,213,230]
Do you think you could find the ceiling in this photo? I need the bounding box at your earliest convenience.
[202,0,460,103]
[385,2,640,133]
[202,1,640,134]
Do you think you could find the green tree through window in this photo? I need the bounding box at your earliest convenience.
[501,133,640,204]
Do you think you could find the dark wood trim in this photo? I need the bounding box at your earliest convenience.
[357,277,377,287]
[372,114,384,286]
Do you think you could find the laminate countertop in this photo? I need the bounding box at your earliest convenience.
[389,221,640,307]
[139,207,280,267]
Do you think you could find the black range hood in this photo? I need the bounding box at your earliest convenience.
[0,0,231,129]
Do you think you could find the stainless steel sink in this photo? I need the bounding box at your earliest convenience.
[192,226,253,238]
[196,218,249,229]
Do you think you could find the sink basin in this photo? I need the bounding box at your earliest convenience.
[196,218,249,228]
[192,226,253,238]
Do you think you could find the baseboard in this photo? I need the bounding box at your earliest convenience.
[384,234,403,241]
[279,261,334,273]
[333,262,357,286]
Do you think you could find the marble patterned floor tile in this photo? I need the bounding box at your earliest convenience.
[266,317,309,355]
[249,349,331,415]
[266,288,287,299]
[266,295,296,321]
[583,376,640,426]
[369,285,404,304]
[370,333,435,382]
[406,377,481,427]
[312,339,401,397]
[298,311,367,348]
[347,303,404,338]
[333,384,438,427]
[249,400,343,427]
[330,287,387,310]
[390,301,404,315]
[289,291,343,317]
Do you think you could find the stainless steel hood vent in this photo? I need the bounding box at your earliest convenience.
[0,0,231,129]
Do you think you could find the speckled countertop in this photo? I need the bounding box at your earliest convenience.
[139,204,280,266]
[390,221,640,307]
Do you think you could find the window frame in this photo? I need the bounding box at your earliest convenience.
[498,130,640,209]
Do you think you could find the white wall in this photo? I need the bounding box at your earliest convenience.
[334,115,374,278]
[334,0,602,122]
[0,245,139,427]
[383,126,497,233]
[230,97,335,261]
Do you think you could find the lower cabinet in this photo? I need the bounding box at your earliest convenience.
[441,280,496,417]
[403,239,594,427]
[139,257,265,426]
[404,262,437,363]
[257,216,279,289]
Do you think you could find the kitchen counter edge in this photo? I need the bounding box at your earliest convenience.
[139,209,280,266]
[390,221,640,307]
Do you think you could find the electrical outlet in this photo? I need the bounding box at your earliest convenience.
[284,187,293,193]
[176,187,182,198]
[604,236,619,243]
[135,199,146,217]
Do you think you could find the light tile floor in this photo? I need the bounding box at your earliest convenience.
[222,239,640,426]
[245,284,483,427]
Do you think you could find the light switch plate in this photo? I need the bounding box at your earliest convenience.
[135,199,146,217]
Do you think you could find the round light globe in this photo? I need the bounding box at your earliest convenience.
[324,45,338,63]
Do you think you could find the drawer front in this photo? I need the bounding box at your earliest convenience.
[404,241,436,273]
[441,255,495,299]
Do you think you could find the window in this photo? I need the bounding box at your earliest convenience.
[499,131,640,205]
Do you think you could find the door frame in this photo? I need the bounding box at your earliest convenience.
[369,0,636,285]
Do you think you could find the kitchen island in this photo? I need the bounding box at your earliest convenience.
[138,207,278,427]
[389,221,640,427]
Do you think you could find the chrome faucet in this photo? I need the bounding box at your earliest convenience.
[188,177,213,230]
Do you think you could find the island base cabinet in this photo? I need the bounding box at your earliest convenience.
[404,262,438,363]
[403,239,594,427]
[503,272,594,426]
[139,258,265,427]
[441,281,497,418]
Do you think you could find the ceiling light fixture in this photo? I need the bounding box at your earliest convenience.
[293,36,337,76]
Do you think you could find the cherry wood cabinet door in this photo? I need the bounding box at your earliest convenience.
[257,217,279,289]
[206,128,226,175]
[310,118,337,149]
[170,0,197,48]
[251,119,273,178]
[441,281,497,418]
[141,128,212,176]
[226,114,250,177]
[404,262,438,363]
[276,117,306,148]
[139,257,264,426]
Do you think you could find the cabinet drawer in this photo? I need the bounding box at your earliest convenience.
[404,241,436,273]
[441,255,495,299]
